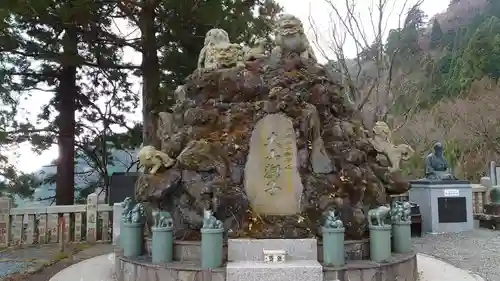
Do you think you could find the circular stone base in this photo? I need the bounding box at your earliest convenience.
[144,238,370,261]
[114,256,225,281]
[318,239,369,261]
[115,252,417,281]
[323,252,418,281]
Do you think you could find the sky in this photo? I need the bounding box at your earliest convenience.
[9,0,450,173]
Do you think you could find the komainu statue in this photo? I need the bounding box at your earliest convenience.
[244,37,268,61]
[271,14,317,61]
[134,14,413,242]
[197,28,244,70]
[212,43,245,69]
[369,121,414,172]
[138,145,176,175]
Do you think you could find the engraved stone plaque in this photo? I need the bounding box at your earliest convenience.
[263,249,287,263]
[244,114,303,215]
[438,197,467,223]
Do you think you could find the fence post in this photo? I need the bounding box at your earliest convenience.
[112,203,123,246]
[59,216,65,252]
[0,197,12,248]
[86,193,98,242]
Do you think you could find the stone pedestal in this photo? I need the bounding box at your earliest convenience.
[369,225,391,262]
[227,239,317,261]
[322,227,345,266]
[226,239,322,281]
[122,222,144,257]
[409,180,473,234]
[151,226,173,264]
[201,228,224,268]
[392,221,412,253]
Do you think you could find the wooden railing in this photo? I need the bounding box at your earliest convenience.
[0,193,113,247]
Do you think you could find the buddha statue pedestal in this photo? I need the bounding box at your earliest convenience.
[409,179,473,234]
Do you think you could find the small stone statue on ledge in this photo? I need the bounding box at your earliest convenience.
[425,142,457,181]
[202,210,223,229]
[121,197,133,221]
[324,209,343,229]
[390,201,411,223]
[122,202,146,224]
[152,210,174,228]
[367,205,391,227]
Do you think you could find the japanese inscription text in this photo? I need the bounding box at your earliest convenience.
[263,129,295,195]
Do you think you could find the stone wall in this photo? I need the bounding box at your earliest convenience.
[114,252,418,281]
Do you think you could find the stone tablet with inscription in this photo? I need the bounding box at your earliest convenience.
[244,114,304,215]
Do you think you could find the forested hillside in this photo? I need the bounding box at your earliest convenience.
[387,0,500,180]
[320,0,500,181]
[419,0,500,102]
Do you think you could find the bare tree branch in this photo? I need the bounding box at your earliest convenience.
[309,0,422,128]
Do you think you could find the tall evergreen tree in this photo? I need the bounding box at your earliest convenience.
[0,0,282,203]
[429,19,444,49]
[0,0,136,204]
[459,16,500,88]
[117,0,282,146]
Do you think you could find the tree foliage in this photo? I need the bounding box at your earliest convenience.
[0,0,137,204]
[115,0,282,145]
[385,5,426,63]
[0,0,281,204]
[158,0,281,88]
[459,17,500,86]
[429,19,443,49]
[408,0,500,104]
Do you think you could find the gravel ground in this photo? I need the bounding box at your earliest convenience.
[0,245,61,278]
[4,244,113,281]
[412,229,500,281]
[0,243,99,279]
[0,261,33,278]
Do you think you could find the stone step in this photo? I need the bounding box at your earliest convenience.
[228,238,317,262]
[226,260,323,281]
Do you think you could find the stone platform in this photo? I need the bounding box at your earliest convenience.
[323,252,417,281]
[409,180,473,234]
[144,239,370,261]
[116,239,417,281]
[114,252,418,281]
[144,240,228,262]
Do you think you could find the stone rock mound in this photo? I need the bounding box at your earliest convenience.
[135,55,410,240]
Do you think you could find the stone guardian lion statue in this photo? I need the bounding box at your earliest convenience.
[369,121,414,172]
[137,145,176,175]
[271,14,317,61]
[197,28,231,69]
